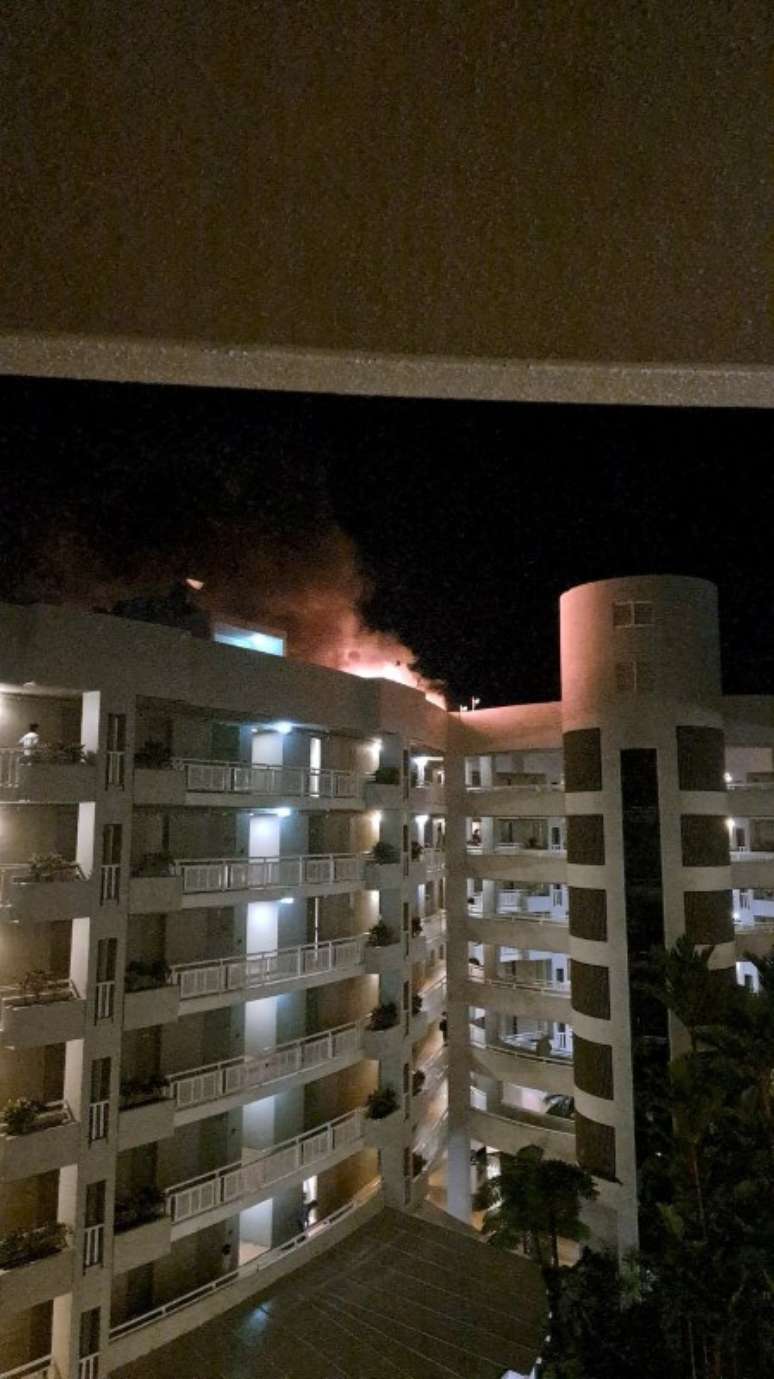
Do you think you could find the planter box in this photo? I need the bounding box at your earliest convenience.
[364,942,404,975]
[363,1108,404,1149]
[1,995,86,1048]
[118,1098,175,1151]
[112,1215,171,1275]
[133,768,186,807]
[0,1246,74,1315]
[362,1024,404,1059]
[0,1117,80,1181]
[15,761,97,803]
[7,877,92,924]
[123,985,180,1031]
[128,875,182,914]
[363,862,402,891]
[363,782,402,810]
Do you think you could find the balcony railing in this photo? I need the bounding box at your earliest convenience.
[0,1360,59,1379]
[734,916,774,934]
[0,749,23,788]
[171,934,367,1001]
[467,780,564,792]
[467,842,567,857]
[78,1357,98,1379]
[173,852,363,895]
[471,1028,573,1064]
[172,759,362,800]
[468,968,571,995]
[166,1108,364,1225]
[109,1179,381,1343]
[169,1020,363,1110]
[419,973,447,1020]
[731,849,774,862]
[414,1109,448,1170]
[419,847,445,874]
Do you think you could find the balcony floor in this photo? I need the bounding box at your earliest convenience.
[112,1206,546,1379]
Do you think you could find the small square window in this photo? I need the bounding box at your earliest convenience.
[612,602,633,627]
[615,661,636,692]
[634,602,654,626]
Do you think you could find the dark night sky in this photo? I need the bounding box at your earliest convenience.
[1,374,772,707]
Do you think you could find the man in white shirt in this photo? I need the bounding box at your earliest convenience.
[18,723,41,756]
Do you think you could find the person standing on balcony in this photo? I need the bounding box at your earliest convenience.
[18,722,40,755]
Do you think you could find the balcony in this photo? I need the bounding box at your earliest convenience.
[0,1101,79,1180]
[117,1092,176,1151]
[363,933,404,974]
[465,969,571,1022]
[731,851,774,887]
[170,1021,364,1123]
[0,980,85,1047]
[363,1106,403,1149]
[107,1181,382,1368]
[363,777,402,810]
[123,981,180,1031]
[174,852,363,905]
[467,908,569,954]
[172,934,367,1010]
[470,1034,574,1096]
[467,845,567,885]
[419,973,447,1023]
[734,916,774,958]
[0,1226,74,1315]
[0,862,91,924]
[410,846,446,881]
[421,910,446,946]
[466,781,565,818]
[166,1109,365,1237]
[470,1105,576,1163]
[0,750,97,804]
[409,780,446,811]
[112,1213,172,1275]
[135,759,363,810]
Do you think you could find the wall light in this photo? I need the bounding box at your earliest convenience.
[370,810,382,824]
[413,756,429,769]
[273,721,293,735]
[726,818,735,832]
[415,814,429,826]
[279,897,294,906]
[275,807,292,818]
[724,771,733,783]
[371,738,382,751]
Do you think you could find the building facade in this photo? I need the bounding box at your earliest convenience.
[1,575,772,1377]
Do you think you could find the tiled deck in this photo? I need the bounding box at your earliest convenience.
[113,1206,546,1378]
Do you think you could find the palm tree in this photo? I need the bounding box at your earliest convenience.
[642,933,724,1051]
[474,1144,596,1268]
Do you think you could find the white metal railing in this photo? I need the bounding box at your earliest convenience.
[467,781,564,792]
[468,968,571,996]
[166,1108,364,1225]
[169,1021,363,1110]
[0,1360,58,1379]
[734,917,774,933]
[99,863,120,903]
[78,1356,98,1379]
[83,1223,104,1268]
[728,779,774,789]
[419,974,447,1020]
[468,908,568,927]
[172,934,367,1001]
[473,1100,575,1138]
[173,759,362,800]
[0,978,79,1029]
[416,1044,448,1095]
[109,1179,381,1343]
[0,748,23,787]
[88,1099,109,1142]
[94,979,115,1021]
[731,850,774,861]
[174,852,363,895]
[480,1035,573,1066]
[420,909,446,942]
[420,847,446,873]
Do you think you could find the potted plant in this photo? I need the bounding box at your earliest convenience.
[412,1069,426,1096]
[410,840,424,861]
[1,1098,68,1136]
[412,1151,428,1178]
[130,851,175,878]
[370,841,399,865]
[367,1001,398,1031]
[0,1222,69,1270]
[367,920,394,948]
[119,1074,169,1109]
[411,916,424,937]
[15,970,70,1006]
[24,854,79,883]
[113,1186,166,1234]
[411,992,424,1017]
[134,741,173,769]
[372,765,400,785]
[124,959,171,993]
[365,1085,398,1120]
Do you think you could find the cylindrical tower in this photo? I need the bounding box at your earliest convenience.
[560,575,733,1250]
